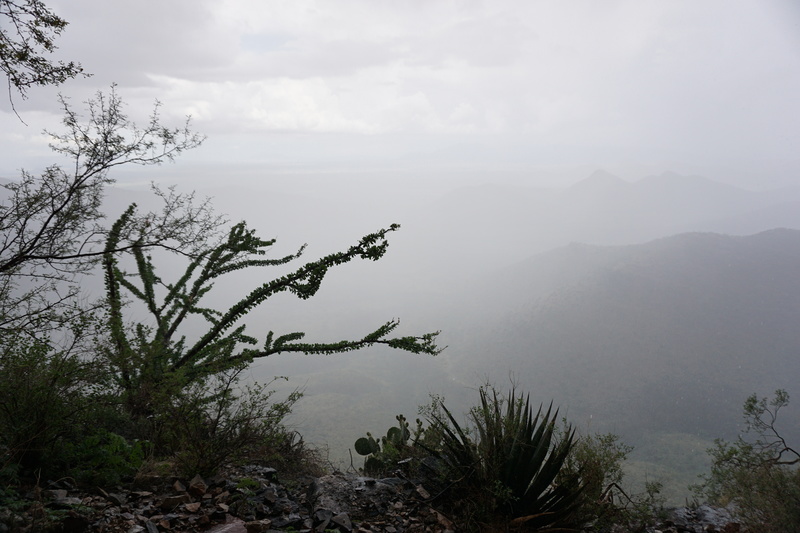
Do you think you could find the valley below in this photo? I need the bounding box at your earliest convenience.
[180,169,800,506]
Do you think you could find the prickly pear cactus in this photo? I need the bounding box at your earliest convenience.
[354,415,417,475]
[354,434,381,456]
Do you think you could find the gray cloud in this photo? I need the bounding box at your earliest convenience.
[1,0,798,187]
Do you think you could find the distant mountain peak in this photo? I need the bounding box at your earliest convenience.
[569,169,629,191]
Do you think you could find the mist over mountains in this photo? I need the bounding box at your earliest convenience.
[399,169,800,282]
[189,169,796,501]
[443,229,800,439]
[12,167,796,501]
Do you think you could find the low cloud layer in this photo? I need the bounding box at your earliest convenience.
[2,1,799,185]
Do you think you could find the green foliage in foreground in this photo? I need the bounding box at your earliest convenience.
[694,389,800,533]
[0,331,108,473]
[354,414,420,475]
[423,387,584,530]
[561,431,665,531]
[0,87,440,487]
[102,205,441,421]
[61,430,150,487]
[164,373,304,477]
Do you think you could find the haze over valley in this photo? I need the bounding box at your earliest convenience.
[3,0,799,510]
[95,168,799,503]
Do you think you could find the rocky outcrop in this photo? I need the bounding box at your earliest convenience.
[0,465,454,533]
[0,465,740,533]
[657,504,741,533]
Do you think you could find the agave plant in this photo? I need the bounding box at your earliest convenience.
[428,387,584,530]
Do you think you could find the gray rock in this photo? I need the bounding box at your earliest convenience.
[666,505,740,533]
[270,512,302,529]
[307,473,402,517]
[160,493,192,510]
[46,489,68,500]
[243,519,272,533]
[314,508,333,530]
[695,504,734,528]
[48,496,84,508]
[331,512,353,532]
[242,465,277,481]
[108,492,127,506]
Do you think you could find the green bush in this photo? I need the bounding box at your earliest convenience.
[694,390,800,533]
[0,334,109,476]
[60,430,150,486]
[153,372,303,477]
[424,387,584,531]
[560,432,631,526]
[558,429,666,530]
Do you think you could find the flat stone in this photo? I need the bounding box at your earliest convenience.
[185,502,202,513]
[261,486,277,503]
[243,519,272,533]
[332,512,353,532]
[48,496,84,508]
[203,517,247,533]
[314,508,333,530]
[160,493,191,510]
[108,492,127,506]
[270,513,302,529]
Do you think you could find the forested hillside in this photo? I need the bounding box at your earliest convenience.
[285,228,800,502]
[447,229,800,441]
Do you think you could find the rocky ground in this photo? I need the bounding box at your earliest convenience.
[0,465,743,533]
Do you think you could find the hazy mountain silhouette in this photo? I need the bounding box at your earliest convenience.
[445,229,800,444]
[401,171,800,283]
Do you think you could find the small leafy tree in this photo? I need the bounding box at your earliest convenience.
[0,86,226,478]
[559,431,665,531]
[0,333,94,469]
[0,0,88,104]
[695,389,800,533]
[0,86,215,336]
[0,84,441,480]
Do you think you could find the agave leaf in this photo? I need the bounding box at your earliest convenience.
[427,388,585,529]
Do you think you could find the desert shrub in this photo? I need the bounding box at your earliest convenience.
[558,430,666,531]
[560,432,631,526]
[424,386,584,531]
[0,333,111,476]
[150,371,303,477]
[694,390,800,533]
[59,429,150,486]
[256,429,328,481]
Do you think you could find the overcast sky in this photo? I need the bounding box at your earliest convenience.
[2,0,799,189]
